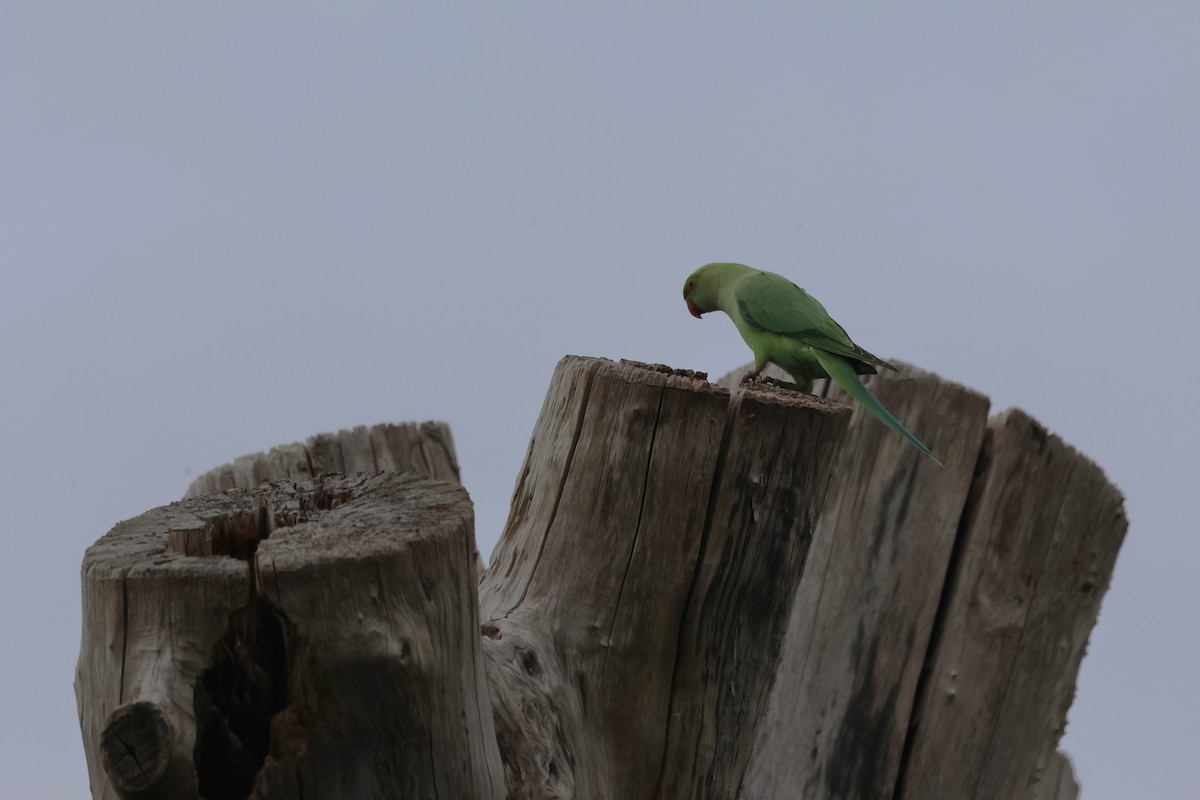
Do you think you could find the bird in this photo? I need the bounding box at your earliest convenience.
[683,262,941,466]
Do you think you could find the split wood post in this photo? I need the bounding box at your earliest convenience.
[77,353,1126,799]
[740,363,991,799]
[721,363,1126,800]
[478,357,849,799]
[896,409,1126,800]
[76,472,504,800]
[182,421,460,499]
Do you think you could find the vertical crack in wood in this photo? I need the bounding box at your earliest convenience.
[464,527,501,800]
[414,432,433,477]
[968,459,1080,800]
[118,579,128,706]
[192,501,294,800]
[368,426,381,472]
[653,389,739,795]
[891,426,992,800]
[302,443,316,482]
[602,385,666,679]
[510,365,597,616]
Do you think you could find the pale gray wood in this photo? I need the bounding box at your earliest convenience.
[480,356,849,799]
[80,351,1126,799]
[897,409,1127,800]
[740,363,991,799]
[77,472,504,799]
[76,496,250,799]
[719,361,1121,800]
[183,421,460,498]
[656,376,850,800]
[1032,750,1080,800]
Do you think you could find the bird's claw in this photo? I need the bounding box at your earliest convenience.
[739,370,763,387]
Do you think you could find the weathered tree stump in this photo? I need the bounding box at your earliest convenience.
[76,354,1126,799]
[76,472,504,800]
[896,408,1125,800]
[722,362,1126,800]
[479,357,848,798]
[182,421,460,499]
[740,362,990,799]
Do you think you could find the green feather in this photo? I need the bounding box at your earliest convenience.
[682,262,941,465]
[814,350,943,467]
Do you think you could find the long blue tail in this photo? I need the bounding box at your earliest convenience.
[814,351,943,467]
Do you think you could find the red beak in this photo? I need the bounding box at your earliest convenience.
[686,299,703,319]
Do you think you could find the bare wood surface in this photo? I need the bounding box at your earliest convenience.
[78,352,1128,800]
[479,356,849,799]
[1032,750,1081,800]
[719,362,1125,800]
[98,700,180,795]
[896,409,1127,800]
[182,421,460,498]
[740,364,991,799]
[77,472,503,799]
[76,497,249,799]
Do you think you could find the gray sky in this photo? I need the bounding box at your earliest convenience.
[3,4,1196,798]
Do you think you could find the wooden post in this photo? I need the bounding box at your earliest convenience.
[76,472,504,800]
[896,409,1126,800]
[479,357,849,799]
[722,363,1126,800]
[740,363,991,799]
[76,355,1126,799]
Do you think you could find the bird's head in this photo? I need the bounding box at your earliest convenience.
[683,262,739,318]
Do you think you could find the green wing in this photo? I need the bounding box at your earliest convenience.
[733,271,896,372]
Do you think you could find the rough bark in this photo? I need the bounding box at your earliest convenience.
[76,472,504,800]
[721,363,1125,800]
[740,364,991,799]
[896,409,1127,800]
[479,357,850,799]
[182,421,460,499]
[77,354,1127,800]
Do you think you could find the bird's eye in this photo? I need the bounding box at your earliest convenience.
[687,280,695,289]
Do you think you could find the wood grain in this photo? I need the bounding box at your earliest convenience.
[896,409,1127,800]
[77,472,503,799]
[741,363,991,799]
[182,421,460,498]
[77,352,1127,799]
[480,356,849,799]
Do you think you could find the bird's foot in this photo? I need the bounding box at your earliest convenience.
[739,370,763,387]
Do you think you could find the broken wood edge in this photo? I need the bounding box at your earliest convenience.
[78,472,503,799]
[739,364,991,799]
[182,420,461,499]
[480,354,849,797]
[894,406,1128,800]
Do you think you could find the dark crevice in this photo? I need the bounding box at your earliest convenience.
[302,444,316,483]
[193,500,295,800]
[891,427,992,800]
[118,580,129,705]
[367,428,380,472]
[968,457,1080,799]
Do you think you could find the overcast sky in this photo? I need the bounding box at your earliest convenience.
[3,4,1196,798]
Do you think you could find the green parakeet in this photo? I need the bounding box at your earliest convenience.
[683,262,941,466]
